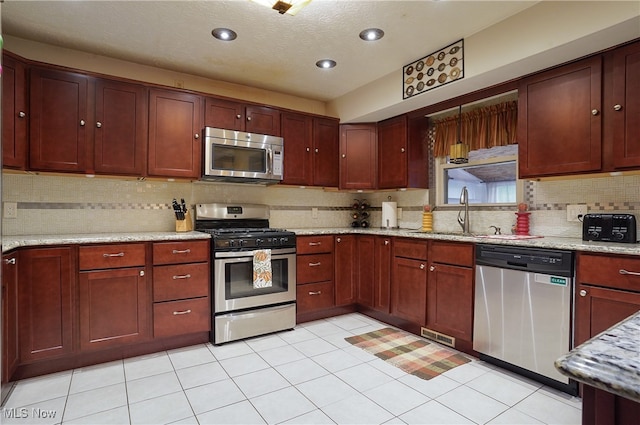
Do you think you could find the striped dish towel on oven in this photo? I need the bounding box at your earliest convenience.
[253,249,272,288]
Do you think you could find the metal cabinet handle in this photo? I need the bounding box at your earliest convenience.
[342,154,346,158]
[308,242,321,246]
[309,262,321,267]
[236,114,242,119]
[429,265,435,272]
[103,252,125,257]
[4,258,16,265]
[420,264,425,270]
[306,147,311,152]
[19,111,26,118]
[315,148,319,153]
[96,122,102,128]
[384,240,389,245]
[194,134,199,139]
[614,104,622,111]
[173,309,192,315]
[80,119,86,126]
[172,249,191,254]
[247,116,252,121]
[173,274,192,280]
[336,237,341,243]
[309,291,322,295]
[401,147,405,153]
[579,289,588,297]
[619,269,640,276]
[140,270,145,277]
[591,109,599,116]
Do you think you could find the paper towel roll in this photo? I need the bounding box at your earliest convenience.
[381,201,398,228]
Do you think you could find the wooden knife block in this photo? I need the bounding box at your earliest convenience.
[175,211,193,232]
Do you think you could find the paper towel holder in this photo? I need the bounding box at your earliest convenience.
[381,196,399,230]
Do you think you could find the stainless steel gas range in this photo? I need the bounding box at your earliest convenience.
[195,203,296,344]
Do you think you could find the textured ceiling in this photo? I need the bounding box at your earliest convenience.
[1,0,537,102]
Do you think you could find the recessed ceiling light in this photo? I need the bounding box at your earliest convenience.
[359,28,384,41]
[211,28,237,41]
[316,59,336,69]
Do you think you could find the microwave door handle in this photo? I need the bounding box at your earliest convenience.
[267,148,273,175]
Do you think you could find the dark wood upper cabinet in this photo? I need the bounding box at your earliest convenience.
[148,88,203,178]
[611,41,640,170]
[339,123,377,190]
[94,79,148,175]
[204,97,281,136]
[29,67,91,173]
[518,56,603,178]
[281,112,313,185]
[2,54,29,169]
[378,116,408,189]
[312,117,340,187]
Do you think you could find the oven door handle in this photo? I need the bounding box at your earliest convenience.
[215,248,296,259]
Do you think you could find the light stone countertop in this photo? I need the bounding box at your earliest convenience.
[289,227,640,256]
[2,231,211,253]
[555,311,640,403]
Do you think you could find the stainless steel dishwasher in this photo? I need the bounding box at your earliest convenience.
[473,244,578,395]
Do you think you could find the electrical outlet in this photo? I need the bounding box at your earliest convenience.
[312,207,318,219]
[567,204,588,222]
[4,202,17,219]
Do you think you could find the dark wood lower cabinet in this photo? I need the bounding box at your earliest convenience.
[391,257,427,324]
[356,236,375,307]
[79,267,150,350]
[2,254,19,386]
[335,235,357,306]
[582,385,640,425]
[426,263,473,341]
[18,247,76,363]
[372,237,392,313]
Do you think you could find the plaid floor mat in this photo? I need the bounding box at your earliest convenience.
[345,327,471,380]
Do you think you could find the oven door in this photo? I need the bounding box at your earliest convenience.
[214,248,296,313]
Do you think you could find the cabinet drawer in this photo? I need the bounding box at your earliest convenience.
[577,253,640,292]
[153,263,210,302]
[296,236,334,255]
[393,238,428,261]
[297,281,335,314]
[297,253,333,284]
[154,297,210,338]
[153,240,209,265]
[79,243,146,270]
[430,241,474,267]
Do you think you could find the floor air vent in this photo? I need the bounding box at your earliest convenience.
[421,327,456,348]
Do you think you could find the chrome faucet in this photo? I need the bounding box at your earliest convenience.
[457,186,470,234]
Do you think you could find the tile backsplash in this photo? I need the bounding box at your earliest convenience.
[3,173,640,238]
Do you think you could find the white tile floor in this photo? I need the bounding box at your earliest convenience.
[2,313,582,425]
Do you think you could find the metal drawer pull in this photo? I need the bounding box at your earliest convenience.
[308,242,322,246]
[4,258,16,265]
[580,289,588,297]
[173,274,191,280]
[309,262,321,267]
[619,269,640,276]
[173,309,192,315]
[309,291,322,295]
[103,252,125,257]
[420,264,426,270]
[172,249,191,254]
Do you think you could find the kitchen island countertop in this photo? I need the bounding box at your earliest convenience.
[289,227,640,256]
[555,311,640,403]
[2,231,211,253]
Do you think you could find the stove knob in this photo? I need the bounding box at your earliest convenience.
[588,231,599,239]
[255,238,263,246]
[613,232,625,240]
[280,237,288,244]
[228,240,236,247]
[237,240,245,247]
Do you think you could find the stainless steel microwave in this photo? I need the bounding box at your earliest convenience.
[202,127,283,184]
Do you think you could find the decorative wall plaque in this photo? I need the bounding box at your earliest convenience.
[403,39,464,100]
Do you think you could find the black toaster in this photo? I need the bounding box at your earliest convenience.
[582,213,637,243]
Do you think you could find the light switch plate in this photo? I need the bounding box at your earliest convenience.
[567,204,587,222]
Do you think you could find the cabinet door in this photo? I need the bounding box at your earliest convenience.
[378,116,407,189]
[204,97,244,131]
[79,267,150,350]
[612,42,640,169]
[575,284,640,346]
[391,257,427,324]
[281,112,313,185]
[18,247,75,362]
[2,254,19,383]
[427,263,473,341]
[94,79,148,175]
[29,67,91,172]
[245,105,281,136]
[2,54,28,169]
[373,237,392,313]
[335,235,356,306]
[518,56,602,178]
[356,236,375,307]
[148,89,203,178]
[340,124,377,190]
[312,118,339,187]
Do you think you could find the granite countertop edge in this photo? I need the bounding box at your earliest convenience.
[2,231,211,253]
[555,311,640,403]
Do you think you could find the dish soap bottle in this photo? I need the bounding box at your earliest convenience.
[422,205,433,232]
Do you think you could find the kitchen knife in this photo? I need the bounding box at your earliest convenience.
[172,199,184,220]
[181,198,187,216]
